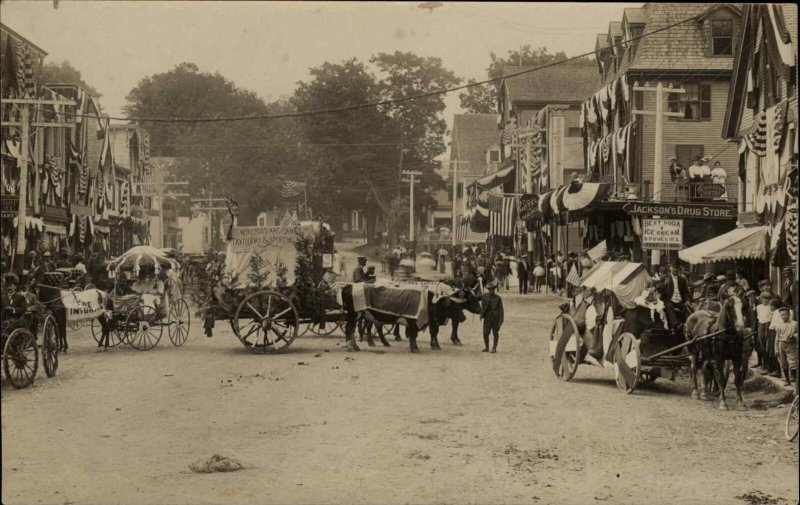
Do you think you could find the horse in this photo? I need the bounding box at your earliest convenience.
[37,284,112,352]
[684,294,750,411]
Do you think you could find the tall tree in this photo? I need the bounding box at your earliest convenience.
[370,52,460,233]
[292,59,399,243]
[459,45,594,114]
[41,60,103,99]
[124,63,307,224]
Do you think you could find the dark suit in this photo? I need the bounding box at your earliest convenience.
[661,274,689,328]
[480,292,504,349]
[352,264,367,283]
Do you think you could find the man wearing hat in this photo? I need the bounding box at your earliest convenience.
[669,157,688,183]
[480,280,504,353]
[717,270,739,301]
[352,256,370,283]
[688,156,711,181]
[661,261,689,329]
[42,251,55,274]
[1,273,28,317]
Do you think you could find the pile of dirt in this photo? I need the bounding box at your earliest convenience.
[741,375,785,395]
[189,454,243,473]
[736,490,784,505]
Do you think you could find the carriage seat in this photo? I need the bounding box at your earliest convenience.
[640,328,685,355]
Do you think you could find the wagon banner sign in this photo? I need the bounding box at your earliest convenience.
[61,289,106,322]
[623,202,735,220]
[641,219,683,250]
[226,225,315,285]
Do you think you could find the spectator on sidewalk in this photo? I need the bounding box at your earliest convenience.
[517,256,529,294]
[755,292,773,372]
[774,307,797,387]
[767,298,785,377]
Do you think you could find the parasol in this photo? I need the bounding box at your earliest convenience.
[107,246,176,276]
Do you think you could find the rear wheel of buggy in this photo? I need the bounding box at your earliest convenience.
[309,320,339,336]
[91,317,124,347]
[550,314,580,381]
[168,298,191,346]
[233,291,299,354]
[125,305,163,351]
[613,332,641,394]
[42,314,59,378]
[3,328,38,389]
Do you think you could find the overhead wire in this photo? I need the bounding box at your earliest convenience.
[28,13,700,125]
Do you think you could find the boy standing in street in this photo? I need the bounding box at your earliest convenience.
[480,280,504,353]
[755,293,773,372]
[774,307,797,387]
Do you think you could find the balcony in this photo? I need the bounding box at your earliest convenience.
[607,180,738,204]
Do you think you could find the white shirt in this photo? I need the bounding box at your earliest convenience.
[756,304,773,324]
[670,274,682,303]
[74,262,87,273]
[689,164,711,179]
[711,167,727,183]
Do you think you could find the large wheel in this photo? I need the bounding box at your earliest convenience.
[125,305,163,351]
[613,332,641,394]
[41,314,59,378]
[91,317,124,347]
[3,328,38,389]
[550,313,581,381]
[168,298,191,346]
[786,396,799,442]
[309,320,339,336]
[232,290,299,354]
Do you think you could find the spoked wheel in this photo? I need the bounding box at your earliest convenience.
[613,332,641,394]
[297,322,312,337]
[3,328,38,389]
[309,320,339,336]
[91,317,124,347]
[786,396,799,442]
[550,313,581,381]
[125,305,163,351]
[168,298,191,346]
[41,314,59,378]
[232,290,299,354]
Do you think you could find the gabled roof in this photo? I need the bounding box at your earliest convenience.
[623,7,645,25]
[450,114,501,179]
[609,21,623,39]
[502,65,601,104]
[629,3,741,71]
[596,34,609,50]
[696,3,742,22]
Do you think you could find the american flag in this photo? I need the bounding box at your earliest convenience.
[456,215,468,243]
[489,195,516,237]
[566,264,582,286]
[280,210,300,227]
[281,180,306,198]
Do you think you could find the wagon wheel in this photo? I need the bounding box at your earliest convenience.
[309,320,339,336]
[232,290,299,354]
[297,322,312,337]
[125,305,163,351]
[91,317,124,347]
[41,314,59,378]
[613,332,641,394]
[550,313,580,381]
[785,396,799,442]
[3,328,38,389]
[84,283,95,291]
[168,298,191,346]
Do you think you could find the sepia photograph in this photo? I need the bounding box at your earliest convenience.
[0,2,798,504]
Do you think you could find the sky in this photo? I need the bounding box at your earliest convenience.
[2,1,636,156]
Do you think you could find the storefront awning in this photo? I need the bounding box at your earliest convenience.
[473,164,515,190]
[678,226,768,265]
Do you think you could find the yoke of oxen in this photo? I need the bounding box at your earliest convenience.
[350,283,429,329]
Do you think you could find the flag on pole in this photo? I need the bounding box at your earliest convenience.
[566,264,582,286]
[489,195,516,237]
[281,180,306,198]
[280,210,300,227]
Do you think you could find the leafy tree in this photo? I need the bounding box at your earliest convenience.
[41,60,103,100]
[459,46,594,113]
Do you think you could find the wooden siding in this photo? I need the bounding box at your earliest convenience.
[638,79,739,198]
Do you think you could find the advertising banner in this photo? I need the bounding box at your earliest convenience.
[641,219,683,250]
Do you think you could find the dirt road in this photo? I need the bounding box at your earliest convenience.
[2,270,798,504]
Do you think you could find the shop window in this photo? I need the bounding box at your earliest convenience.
[489,149,500,162]
[567,127,582,137]
[668,84,711,120]
[711,20,733,56]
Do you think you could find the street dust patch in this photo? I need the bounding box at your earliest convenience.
[740,376,794,409]
[736,490,786,505]
[189,454,243,473]
[501,444,559,474]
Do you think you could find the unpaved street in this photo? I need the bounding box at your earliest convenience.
[3,284,798,505]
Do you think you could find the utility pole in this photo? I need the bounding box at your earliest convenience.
[448,160,470,250]
[397,145,408,199]
[1,97,76,271]
[401,170,421,243]
[632,82,685,265]
[191,196,228,250]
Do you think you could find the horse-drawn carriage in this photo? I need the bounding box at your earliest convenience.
[96,246,191,351]
[549,261,748,404]
[1,295,59,389]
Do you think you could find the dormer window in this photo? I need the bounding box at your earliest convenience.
[712,20,733,55]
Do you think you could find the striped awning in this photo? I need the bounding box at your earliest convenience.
[678,226,768,265]
[580,261,651,309]
[473,164,515,190]
[536,182,611,221]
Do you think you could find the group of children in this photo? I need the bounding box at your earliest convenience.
[753,280,797,388]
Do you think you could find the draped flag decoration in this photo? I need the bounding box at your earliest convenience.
[281,180,306,198]
[489,195,516,237]
[566,264,582,286]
